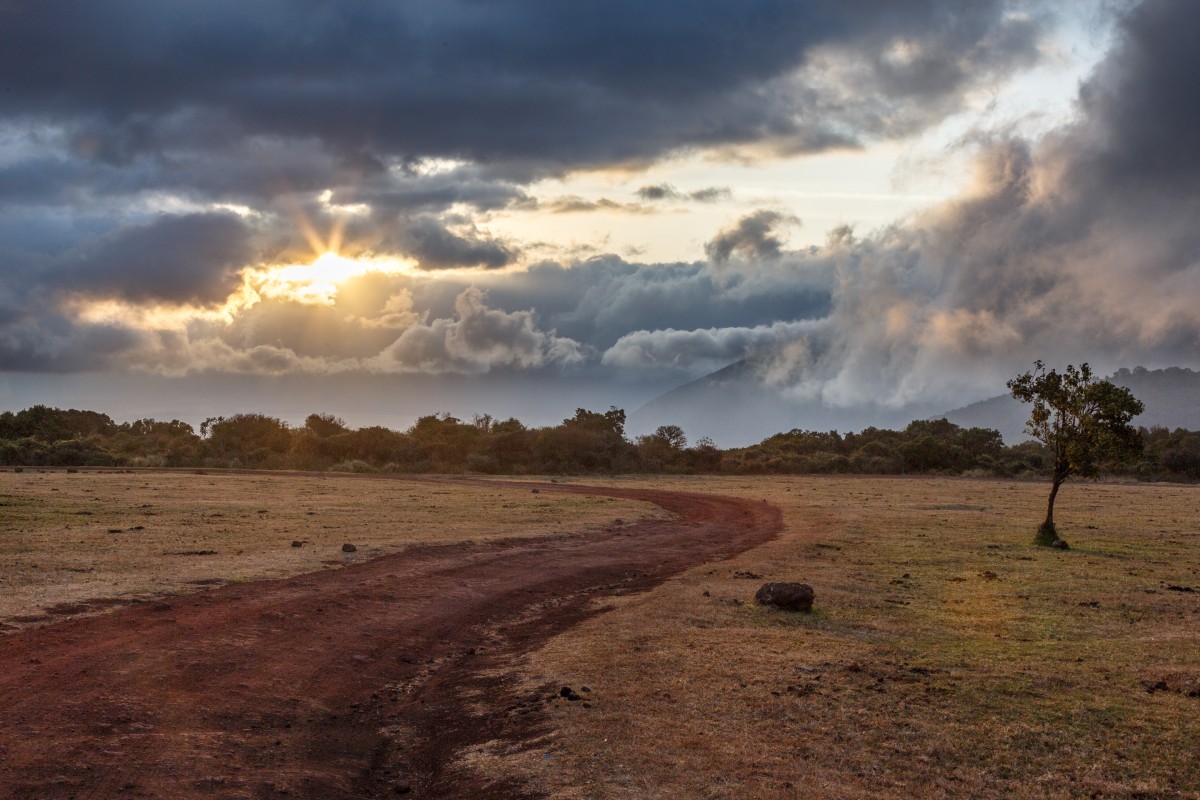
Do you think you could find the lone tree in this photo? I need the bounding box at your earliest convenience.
[1008,361,1144,547]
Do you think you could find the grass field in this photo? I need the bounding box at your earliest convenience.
[0,470,663,630]
[472,476,1200,799]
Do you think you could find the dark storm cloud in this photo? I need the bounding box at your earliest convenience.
[0,312,144,373]
[1069,0,1200,192]
[704,210,800,264]
[56,213,255,305]
[475,256,835,352]
[339,164,531,216]
[0,0,1044,171]
[392,216,518,271]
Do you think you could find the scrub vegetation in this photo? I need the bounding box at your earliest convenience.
[2,404,1198,481]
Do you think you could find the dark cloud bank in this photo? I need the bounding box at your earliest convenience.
[1,0,1198,444]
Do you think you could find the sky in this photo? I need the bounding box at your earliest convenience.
[1,0,1198,441]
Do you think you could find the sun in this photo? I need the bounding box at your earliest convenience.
[247,251,417,306]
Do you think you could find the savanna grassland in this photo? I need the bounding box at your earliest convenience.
[2,470,1197,799]
[473,476,1200,800]
[0,470,664,630]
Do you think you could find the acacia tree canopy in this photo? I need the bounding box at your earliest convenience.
[1008,361,1144,546]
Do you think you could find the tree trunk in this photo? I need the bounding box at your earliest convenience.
[1036,478,1063,546]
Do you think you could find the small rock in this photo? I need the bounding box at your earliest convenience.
[291,541,304,548]
[1166,585,1196,593]
[755,582,814,612]
[394,782,412,795]
[531,488,540,494]
[559,686,581,701]
[342,543,357,553]
[1050,539,1070,550]
[733,570,763,580]
[702,590,711,597]
[978,571,998,580]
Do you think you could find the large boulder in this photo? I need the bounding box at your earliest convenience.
[755,582,814,612]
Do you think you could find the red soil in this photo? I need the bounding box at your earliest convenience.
[0,479,781,799]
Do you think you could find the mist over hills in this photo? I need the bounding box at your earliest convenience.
[628,359,942,448]
[943,367,1200,443]
[630,364,1200,448]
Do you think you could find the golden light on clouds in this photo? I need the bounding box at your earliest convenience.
[247,252,416,306]
[68,296,238,329]
[68,251,419,335]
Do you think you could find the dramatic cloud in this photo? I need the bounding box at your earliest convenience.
[704,210,800,264]
[54,212,255,305]
[375,288,587,374]
[0,0,1055,385]
[602,319,820,373]
[390,216,517,271]
[606,0,1200,417]
[0,1,1044,171]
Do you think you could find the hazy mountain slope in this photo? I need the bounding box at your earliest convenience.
[943,367,1200,442]
[632,364,1200,448]
[627,360,935,448]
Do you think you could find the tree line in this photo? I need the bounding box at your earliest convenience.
[1,403,1197,481]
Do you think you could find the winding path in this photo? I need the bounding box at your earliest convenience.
[0,479,781,799]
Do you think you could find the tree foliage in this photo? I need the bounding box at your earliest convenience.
[1008,361,1144,545]
[4,397,1194,484]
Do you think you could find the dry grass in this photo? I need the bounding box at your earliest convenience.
[0,470,663,630]
[470,476,1200,799]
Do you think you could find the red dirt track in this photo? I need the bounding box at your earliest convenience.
[0,479,782,799]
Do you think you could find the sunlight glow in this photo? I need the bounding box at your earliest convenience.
[68,297,237,329]
[247,251,417,306]
[67,251,419,335]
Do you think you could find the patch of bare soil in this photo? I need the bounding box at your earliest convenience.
[0,479,781,799]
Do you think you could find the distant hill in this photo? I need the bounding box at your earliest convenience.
[627,359,937,448]
[944,367,1200,443]
[632,363,1200,448]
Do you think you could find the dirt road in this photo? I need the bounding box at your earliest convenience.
[0,480,781,799]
